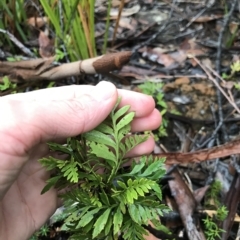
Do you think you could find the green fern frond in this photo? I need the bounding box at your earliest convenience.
[40,98,169,239]
[122,219,148,240]
[113,178,156,204]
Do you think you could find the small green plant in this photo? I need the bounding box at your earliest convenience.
[205,180,222,208]
[138,81,168,138]
[222,60,240,80]
[40,98,169,239]
[203,215,225,240]
[0,76,16,91]
[29,224,50,240]
[203,181,228,240]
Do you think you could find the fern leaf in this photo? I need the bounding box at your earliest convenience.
[92,208,111,238]
[39,157,62,171]
[116,112,135,132]
[121,135,148,156]
[104,213,113,236]
[113,207,123,235]
[95,122,113,134]
[89,142,116,165]
[116,178,156,204]
[41,175,61,194]
[129,161,145,175]
[137,205,148,225]
[113,105,130,122]
[84,130,115,148]
[122,219,148,240]
[128,204,141,224]
[60,158,79,183]
[151,183,162,201]
[47,142,73,154]
[140,160,163,177]
[117,124,131,142]
[77,208,101,228]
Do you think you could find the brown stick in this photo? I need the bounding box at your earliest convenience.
[0,51,132,81]
[153,138,240,164]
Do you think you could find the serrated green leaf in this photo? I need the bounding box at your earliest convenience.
[89,142,116,165]
[135,187,144,196]
[92,208,111,238]
[61,160,79,183]
[77,208,101,228]
[151,218,171,234]
[113,105,130,122]
[113,207,123,235]
[95,123,113,134]
[130,188,138,200]
[84,130,115,148]
[116,112,135,132]
[39,157,60,171]
[140,160,163,177]
[119,202,126,214]
[151,183,162,201]
[117,181,127,189]
[104,213,113,236]
[81,218,95,234]
[143,206,152,220]
[126,190,134,204]
[137,205,148,224]
[99,191,110,206]
[127,178,133,187]
[118,124,131,142]
[129,162,145,175]
[47,142,72,154]
[128,204,140,223]
[41,175,62,194]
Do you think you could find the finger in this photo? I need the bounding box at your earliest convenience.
[4,85,156,118]
[117,89,155,117]
[125,135,155,157]
[0,81,117,155]
[131,109,161,132]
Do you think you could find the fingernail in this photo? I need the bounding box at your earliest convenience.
[93,81,116,101]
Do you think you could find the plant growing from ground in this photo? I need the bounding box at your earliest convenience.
[203,181,228,240]
[30,224,50,240]
[40,98,169,239]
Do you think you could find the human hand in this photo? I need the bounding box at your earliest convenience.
[0,81,161,240]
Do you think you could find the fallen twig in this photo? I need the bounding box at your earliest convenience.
[153,138,240,165]
[0,51,132,81]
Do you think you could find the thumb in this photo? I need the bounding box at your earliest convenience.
[0,81,118,155]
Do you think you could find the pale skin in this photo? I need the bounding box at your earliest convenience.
[0,81,161,240]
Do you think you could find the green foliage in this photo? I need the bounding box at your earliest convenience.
[29,224,50,240]
[215,205,228,221]
[40,99,169,239]
[0,0,28,51]
[203,181,228,240]
[40,0,96,60]
[203,215,226,240]
[205,180,222,208]
[0,76,16,91]
[138,81,168,138]
[222,60,240,80]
